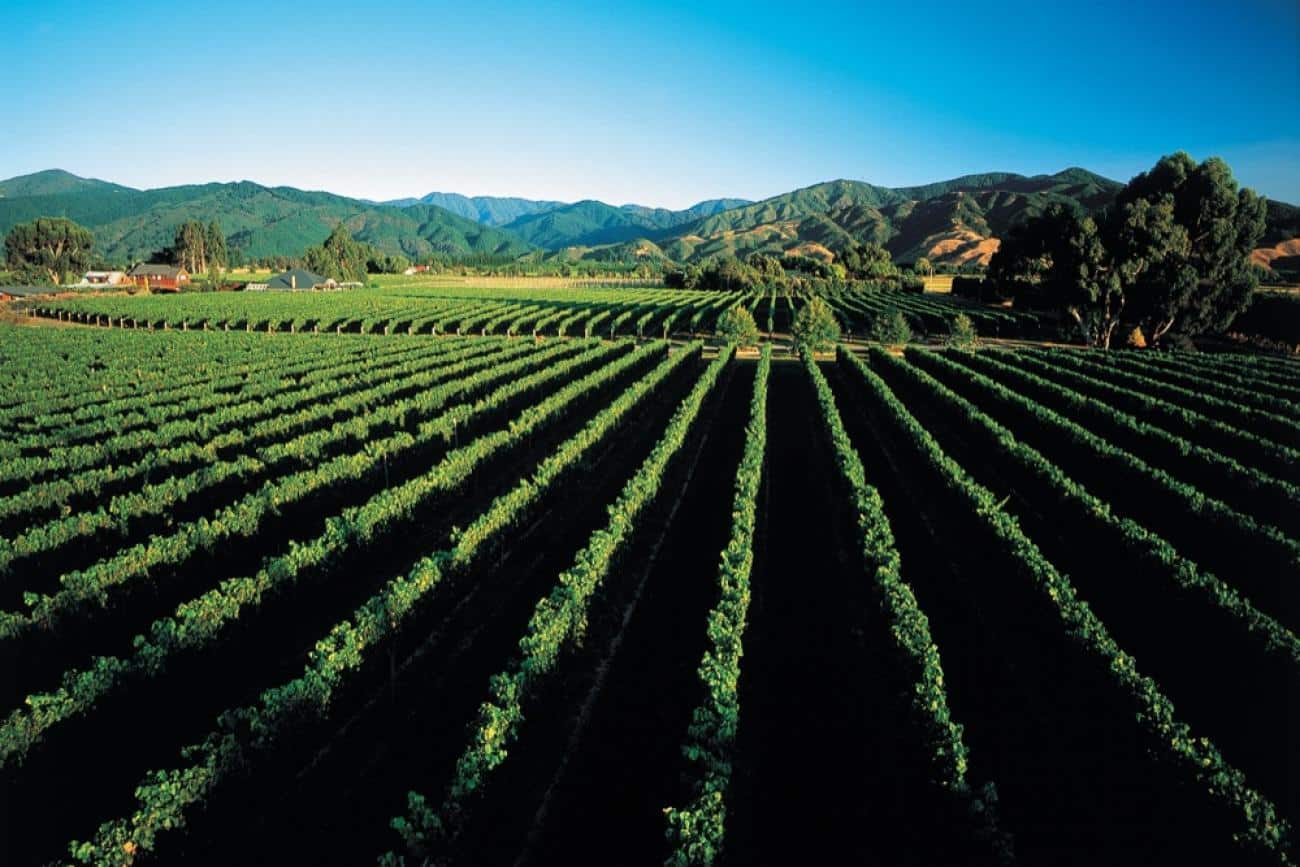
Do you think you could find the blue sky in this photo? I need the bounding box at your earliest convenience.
[3,0,1297,207]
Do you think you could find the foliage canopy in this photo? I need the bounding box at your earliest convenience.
[987,152,1266,347]
[3,217,94,284]
[715,305,760,347]
[792,295,842,352]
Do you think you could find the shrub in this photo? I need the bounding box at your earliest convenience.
[870,308,912,345]
[716,305,760,348]
[946,313,978,347]
[792,296,841,353]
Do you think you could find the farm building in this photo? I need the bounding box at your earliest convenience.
[265,269,337,291]
[402,264,431,275]
[74,271,130,287]
[128,264,190,291]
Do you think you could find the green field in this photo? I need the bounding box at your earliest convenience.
[0,302,1297,865]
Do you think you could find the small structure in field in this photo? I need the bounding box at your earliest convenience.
[265,269,336,291]
[402,264,431,275]
[74,270,130,287]
[128,264,190,291]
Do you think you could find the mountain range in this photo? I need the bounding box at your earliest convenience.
[2,168,1296,270]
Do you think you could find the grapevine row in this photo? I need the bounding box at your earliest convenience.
[383,347,734,862]
[840,349,1290,859]
[61,343,705,866]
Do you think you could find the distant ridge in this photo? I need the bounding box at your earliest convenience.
[0,169,132,199]
[0,172,532,263]
[382,192,567,227]
[498,198,753,249]
[0,168,1293,268]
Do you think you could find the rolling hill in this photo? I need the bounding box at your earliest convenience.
[652,170,1128,266]
[0,173,533,264]
[382,192,567,226]
[339,204,533,260]
[0,168,1295,271]
[501,198,751,249]
[0,168,131,199]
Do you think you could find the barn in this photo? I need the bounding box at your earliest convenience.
[128,264,191,291]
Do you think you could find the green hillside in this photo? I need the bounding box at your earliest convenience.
[343,204,533,259]
[0,172,535,265]
[655,170,1130,265]
[501,197,752,248]
[547,238,674,264]
[1,167,1294,271]
[385,193,567,226]
[0,169,130,199]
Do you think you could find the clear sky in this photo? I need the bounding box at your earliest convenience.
[3,0,1297,207]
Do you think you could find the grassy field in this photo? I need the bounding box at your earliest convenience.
[0,291,1297,865]
[922,273,956,292]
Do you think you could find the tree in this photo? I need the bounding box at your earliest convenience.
[986,152,1266,348]
[746,252,786,284]
[366,252,411,274]
[914,256,933,278]
[203,263,225,292]
[206,221,228,270]
[838,240,896,279]
[1062,214,1125,348]
[945,313,977,347]
[1109,153,1265,343]
[304,224,368,282]
[664,264,701,289]
[716,305,760,348]
[695,256,762,292]
[4,217,94,284]
[172,220,209,273]
[869,308,913,345]
[791,296,841,353]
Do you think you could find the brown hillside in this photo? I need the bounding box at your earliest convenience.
[923,231,1001,267]
[1251,238,1300,270]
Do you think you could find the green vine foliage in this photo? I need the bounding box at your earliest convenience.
[61,343,705,866]
[844,348,1291,861]
[663,344,769,865]
[385,347,735,863]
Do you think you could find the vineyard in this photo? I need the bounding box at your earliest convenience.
[20,281,1046,340]
[0,314,1296,866]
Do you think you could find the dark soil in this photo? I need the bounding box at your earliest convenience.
[826,354,1258,866]
[724,360,980,867]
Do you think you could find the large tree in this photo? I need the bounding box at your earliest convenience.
[4,217,94,285]
[987,152,1265,347]
[838,240,895,279]
[206,221,228,271]
[172,220,206,273]
[304,223,369,283]
[991,207,1122,348]
[1110,153,1265,343]
[746,252,786,284]
[170,220,229,273]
